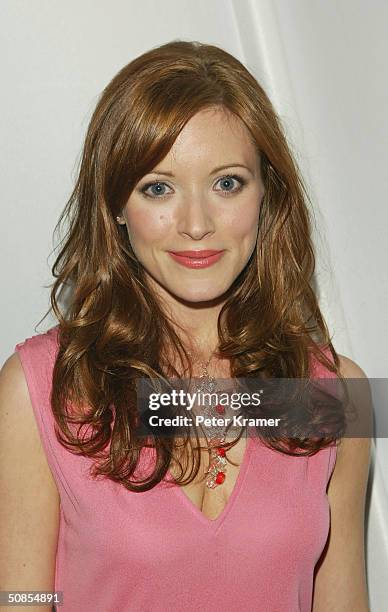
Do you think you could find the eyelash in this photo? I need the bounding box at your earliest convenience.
[139,174,247,200]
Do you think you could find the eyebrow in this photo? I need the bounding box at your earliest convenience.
[146,163,254,177]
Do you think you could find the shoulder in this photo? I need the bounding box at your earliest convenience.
[13,325,60,389]
[310,346,368,380]
[335,353,371,462]
[0,351,42,448]
[15,325,59,357]
[336,353,368,379]
[0,351,29,405]
[329,354,371,503]
[0,349,60,490]
[0,351,35,457]
[0,349,59,492]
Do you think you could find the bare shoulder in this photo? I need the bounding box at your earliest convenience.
[0,351,60,595]
[0,351,39,437]
[0,350,60,495]
[335,353,372,464]
[0,352,36,421]
[0,350,53,447]
[0,351,30,400]
[337,353,368,379]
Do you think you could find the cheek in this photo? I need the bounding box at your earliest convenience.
[222,200,260,237]
[230,216,258,236]
[125,208,172,244]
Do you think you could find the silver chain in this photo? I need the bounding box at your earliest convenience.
[186,347,243,441]
[185,347,245,489]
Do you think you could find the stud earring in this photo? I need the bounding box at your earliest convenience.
[116,215,124,224]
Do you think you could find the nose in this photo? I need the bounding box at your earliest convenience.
[176,192,215,241]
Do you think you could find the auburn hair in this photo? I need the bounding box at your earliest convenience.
[45,40,345,492]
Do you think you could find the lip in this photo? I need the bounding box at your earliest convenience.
[168,249,225,269]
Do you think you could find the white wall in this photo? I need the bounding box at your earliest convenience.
[1,0,386,608]
[0,0,244,352]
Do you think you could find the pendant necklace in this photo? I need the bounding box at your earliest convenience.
[187,349,244,489]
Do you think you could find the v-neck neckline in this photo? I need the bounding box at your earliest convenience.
[166,436,254,530]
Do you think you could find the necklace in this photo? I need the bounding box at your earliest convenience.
[187,348,244,489]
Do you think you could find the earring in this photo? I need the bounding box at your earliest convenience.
[116,215,124,224]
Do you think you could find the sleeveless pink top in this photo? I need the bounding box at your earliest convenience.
[15,326,337,612]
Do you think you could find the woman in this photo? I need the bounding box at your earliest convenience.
[0,40,371,611]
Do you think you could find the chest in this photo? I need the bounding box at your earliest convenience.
[64,439,332,578]
[167,434,250,521]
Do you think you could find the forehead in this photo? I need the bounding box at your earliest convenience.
[166,107,258,167]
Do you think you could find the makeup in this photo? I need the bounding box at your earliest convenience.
[168,250,225,269]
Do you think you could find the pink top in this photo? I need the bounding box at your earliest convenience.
[15,326,337,612]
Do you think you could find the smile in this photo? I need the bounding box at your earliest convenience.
[168,250,225,269]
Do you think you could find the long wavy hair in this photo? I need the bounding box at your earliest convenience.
[47,40,345,492]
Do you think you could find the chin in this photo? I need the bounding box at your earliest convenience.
[145,272,233,304]
[171,285,231,303]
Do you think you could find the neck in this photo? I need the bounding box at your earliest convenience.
[159,296,225,358]
[145,273,233,369]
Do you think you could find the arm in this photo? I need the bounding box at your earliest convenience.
[312,354,372,611]
[0,353,60,611]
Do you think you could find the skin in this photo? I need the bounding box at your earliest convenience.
[0,105,371,610]
[118,105,265,361]
[116,104,371,608]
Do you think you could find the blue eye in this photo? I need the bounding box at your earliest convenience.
[215,174,246,195]
[140,174,246,200]
[140,181,172,198]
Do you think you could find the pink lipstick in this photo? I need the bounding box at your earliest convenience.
[168,249,225,269]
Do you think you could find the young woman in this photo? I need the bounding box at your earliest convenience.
[0,40,371,611]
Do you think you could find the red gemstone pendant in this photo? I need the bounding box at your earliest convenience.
[215,471,226,484]
[205,435,227,489]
